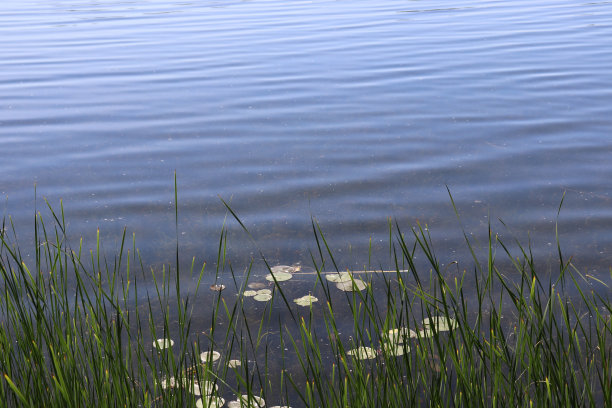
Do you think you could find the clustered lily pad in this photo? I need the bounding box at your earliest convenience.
[293,295,318,306]
[347,346,377,360]
[335,279,367,292]
[227,395,266,408]
[196,396,225,408]
[325,272,352,283]
[420,316,458,336]
[243,288,273,301]
[153,338,174,350]
[200,350,221,363]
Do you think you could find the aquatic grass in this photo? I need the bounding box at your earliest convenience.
[0,188,610,407]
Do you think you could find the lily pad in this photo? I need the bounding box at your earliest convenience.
[271,265,298,274]
[265,271,293,282]
[228,359,241,368]
[387,327,417,343]
[196,396,225,408]
[153,338,174,350]
[243,290,258,297]
[253,293,273,302]
[421,316,458,334]
[159,377,176,390]
[386,343,410,357]
[248,282,267,290]
[200,350,221,363]
[347,346,377,360]
[190,380,218,396]
[335,279,367,292]
[293,295,318,306]
[325,272,352,283]
[227,395,266,408]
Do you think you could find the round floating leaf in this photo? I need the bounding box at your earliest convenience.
[196,396,225,408]
[190,380,218,396]
[228,359,241,368]
[247,282,267,290]
[387,327,417,343]
[153,338,174,350]
[271,265,297,274]
[227,395,266,408]
[243,290,258,297]
[335,279,367,292]
[293,295,318,306]
[347,346,377,360]
[421,316,458,334]
[253,293,272,302]
[200,350,221,363]
[256,289,271,295]
[325,272,352,283]
[386,343,410,357]
[265,271,293,282]
[159,377,176,390]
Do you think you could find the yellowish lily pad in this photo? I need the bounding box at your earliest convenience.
[421,316,458,334]
[227,395,266,408]
[190,380,218,396]
[347,346,377,360]
[325,272,352,283]
[153,338,174,350]
[265,271,293,282]
[228,359,241,368]
[253,293,273,302]
[387,327,418,343]
[293,295,318,306]
[335,279,367,292]
[200,350,221,363]
[196,396,225,408]
[243,290,258,297]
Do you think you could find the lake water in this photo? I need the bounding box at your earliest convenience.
[2,0,612,404]
[3,0,612,283]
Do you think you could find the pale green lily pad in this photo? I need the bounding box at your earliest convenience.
[254,293,273,302]
[265,271,293,282]
[386,343,410,357]
[335,279,367,292]
[243,290,258,297]
[256,288,271,295]
[347,346,377,360]
[227,395,266,408]
[153,338,174,350]
[293,295,318,306]
[421,316,458,334]
[271,265,298,274]
[196,396,225,408]
[325,272,352,283]
[228,359,241,368]
[190,380,218,396]
[200,350,221,363]
[159,377,176,389]
[387,327,418,343]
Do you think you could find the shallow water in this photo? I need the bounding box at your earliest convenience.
[2,0,612,298]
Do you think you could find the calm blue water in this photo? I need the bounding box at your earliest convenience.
[2,0,612,281]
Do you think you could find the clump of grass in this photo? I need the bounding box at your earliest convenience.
[0,188,610,407]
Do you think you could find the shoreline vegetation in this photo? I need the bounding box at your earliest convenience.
[1,190,611,407]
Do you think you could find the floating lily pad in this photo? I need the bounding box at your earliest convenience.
[159,377,176,390]
[386,343,410,357]
[335,279,367,292]
[190,380,218,396]
[153,338,174,350]
[421,316,458,334]
[325,272,352,283]
[253,293,273,302]
[200,350,221,363]
[293,295,318,306]
[387,327,418,343]
[347,346,377,360]
[227,395,266,408]
[196,396,225,408]
[228,359,241,368]
[256,289,271,295]
[248,282,267,290]
[271,265,298,274]
[243,290,258,297]
[265,271,293,282]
